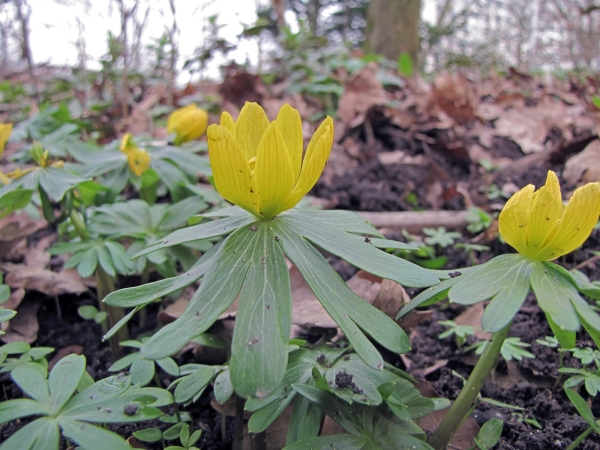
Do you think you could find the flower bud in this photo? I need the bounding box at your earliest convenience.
[167,104,209,145]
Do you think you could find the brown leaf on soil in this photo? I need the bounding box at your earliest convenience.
[24,234,55,269]
[219,64,267,107]
[420,409,480,450]
[0,212,47,260]
[157,285,197,325]
[125,436,147,449]
[494,109,547,154]
[2,264,87,296]
[431,73,477,126]
[564,139,600,183]
[1,298,40,343]
[371,277,410,319]
[337,66,386,129]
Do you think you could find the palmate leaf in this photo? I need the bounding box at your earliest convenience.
[118,207,438,398]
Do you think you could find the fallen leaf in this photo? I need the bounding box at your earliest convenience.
[432,73,477,125]
[2,264,87,296]
[125,436,148,449]
[454,303,490,341]
[420,408,480,450]
[337,66,387,129]
[564,139,600,183]
[1,298,40,343]
[0,213,47,259]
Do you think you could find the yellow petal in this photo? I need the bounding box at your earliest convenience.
[0,123,12,156]
[220,112,236,138]
[275,117,334,214]
[234,102,270,160]
[254,122,295,219]
[275,104,303,181]
[526,171,562,258]
[127,148,151,177]
[207,124,259,216]
[168,104,209,145]
[119,133,136,154]
[536,181,600,260]
[498,184,535,255]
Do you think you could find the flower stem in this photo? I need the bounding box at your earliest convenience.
[428,322,511,450]
[96,265,128,355]
[566,426,593,450]
[232,395,245,450]
[69,209,90,241]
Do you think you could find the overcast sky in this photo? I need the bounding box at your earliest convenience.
[26,0,269,81]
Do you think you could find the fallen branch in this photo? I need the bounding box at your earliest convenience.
[354,210,470,233]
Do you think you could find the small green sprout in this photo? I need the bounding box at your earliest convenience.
[535,336,559,348]
[77,305,107,324]
[437,320,477,348]
[468,337,534,361]
[564,387,600,449]
[465,207,493,234]
[135,423,202,450]
[0,342,54,373]
[472,418,503,450]
[423,227,462,248]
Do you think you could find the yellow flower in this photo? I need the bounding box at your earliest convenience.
[119,133,151,177]
[499,170,600,261]
[207,102,334,220]
[167,104,209,145]
[0,123,12,156]
[6,167,33,180]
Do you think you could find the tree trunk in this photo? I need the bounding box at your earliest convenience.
[365,0,421,65]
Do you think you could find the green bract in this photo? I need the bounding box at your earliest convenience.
[0,353,171,450]
[105,206,440,398]
[399,254,600,349]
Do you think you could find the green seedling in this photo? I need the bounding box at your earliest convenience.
[0,353,171,450]
[512,412,542,429]
[470,418,503,450]
[0,308,16,335]
[77,305,107,324]
[134,423,203,449]
[0,274,12,305]
[571,347,600,368]
[467,337,535,361]
[564,387,600,449]
[438,320,477,348]
[423,227,462,248]
[536,336,559,348]
[465,207,493,234]
[109,339,180,387]
[560,368,600,396]
[0,342,54,373]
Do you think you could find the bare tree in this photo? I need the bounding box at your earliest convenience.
[13,0,39,102]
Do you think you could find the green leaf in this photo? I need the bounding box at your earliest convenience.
[59,419,131,450]
[286,394,322,444]
[78,305,99,320]
[449,255,532,332]
[397,276,463,318]
[230,222,290,399]
[398,52,414,77]
[0,189,33,218]
[131,358,156,386]
[477,418,504,448]
[284,434,369,450]
[174,366,215,403]
[565,388,596,428]
[214,369,234,405]
[281,209,439,288]
[531,263,579,332]
[0,398,45,424]
[0,417,59,450]
[156,357,180,377]
[133,427,163,442]
[133,210,254,258]
[0,308,16,321]
[276,229,409,369]
[108,352,140,372]
[140,227,257,360]
[77,247,99,278]
[48,354,86,415]
[11,362,51,403]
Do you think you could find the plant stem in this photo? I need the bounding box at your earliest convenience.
[428,323,511,450]
[173,401,182,423]
[232,395,245,450]
[139,264,151,329]
[96,265,128,355]
[554,349,566,390]
[221,412,227,445]
[153,370,162,388]
[566,426,593,450]
[69,209,90,241]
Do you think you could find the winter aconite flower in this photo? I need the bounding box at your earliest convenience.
[499,170,600,261]
[0,123,12,156]
[207,102,334,220]
[119,133,151,177]
[167,104,209,145]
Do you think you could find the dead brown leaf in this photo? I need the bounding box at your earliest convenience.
[1,298,40,343]
[337,66,386,129]
[432,73,477,125]
[564,139,600,183]
[0,212,47,259]
[48,345,84,370]
[2,264,87,296]
[454,303,490,341]
[420,409,480,450]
